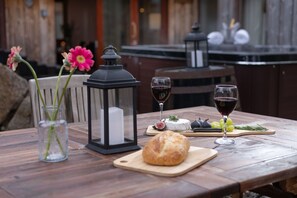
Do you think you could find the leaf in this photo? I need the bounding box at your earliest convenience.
[168,115,179,122]
[234,124,268,131]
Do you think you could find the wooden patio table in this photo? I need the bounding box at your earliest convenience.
[1,106,297,197]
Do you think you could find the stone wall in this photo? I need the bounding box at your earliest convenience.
[0,64,33,130]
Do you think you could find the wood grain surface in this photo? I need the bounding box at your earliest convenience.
[113,146,218,177]
[1,106,297,197]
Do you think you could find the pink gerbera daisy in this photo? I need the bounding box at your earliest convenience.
[7,46,22,71]
[68,46,94,72]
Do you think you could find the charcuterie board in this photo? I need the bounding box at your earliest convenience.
[146,125,275,137]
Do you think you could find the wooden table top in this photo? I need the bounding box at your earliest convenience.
[1,106,297,197]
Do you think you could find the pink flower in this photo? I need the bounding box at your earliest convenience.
[61,52,73,71]
[68,46,94,72]
[7,46,22,71]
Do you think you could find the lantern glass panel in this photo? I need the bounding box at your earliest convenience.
[186,41,207,68]
[118,87,134,141]
[89,87,134,146]
[89,88,103,145]
[199,40,208,67]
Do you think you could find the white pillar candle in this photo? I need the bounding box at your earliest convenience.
[191,50,203,67]
[100,107,124,145]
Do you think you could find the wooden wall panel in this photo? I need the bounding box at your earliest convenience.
[39,0,55,65]
[24,0,40,63]
[211,0,297,46]
[5,0,25,48]
[168,0,198,44]
[217,0,240,29]
[161,0,169,44]
[67,0,96,47]
[242,0,265,45]
[0,0,6,49]
[279,0,293,45]
[291,1,297,45]
[5,0,55,65]
[266,0,297,45]
[96,0,104,65]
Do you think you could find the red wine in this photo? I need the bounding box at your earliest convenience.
[152,86,171,103]
[214,97,237,116]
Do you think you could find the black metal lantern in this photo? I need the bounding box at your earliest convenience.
[184,22,209,68]
[83,45,141,154]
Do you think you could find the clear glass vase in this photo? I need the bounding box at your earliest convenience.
[38,106,68,162]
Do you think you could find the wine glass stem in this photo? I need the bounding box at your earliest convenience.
[223,115,228,139]
[159,102,164,120]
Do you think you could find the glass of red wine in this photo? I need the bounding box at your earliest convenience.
[214,84,238,145]
[151,77,171,121]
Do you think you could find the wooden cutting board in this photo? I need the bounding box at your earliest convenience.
[146,125,275,137]
[113,146,217,177]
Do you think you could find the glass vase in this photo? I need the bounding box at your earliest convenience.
[38,106,68,162]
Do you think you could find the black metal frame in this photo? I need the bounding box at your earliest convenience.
[85,84,140,155]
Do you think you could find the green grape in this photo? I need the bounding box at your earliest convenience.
[220,118,233,126]
[211,121,221,129]
[219,119,224,128]
[226,118,233,126]
[226,125,234,132]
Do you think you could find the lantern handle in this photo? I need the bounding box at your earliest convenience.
[191,22,200,33]
[103,45,118,54]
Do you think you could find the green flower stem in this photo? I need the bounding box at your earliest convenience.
[45,65,66,159]
[44,124,54,158]
[53,65,65,107]
[21,59,46,110]
[43,69,75,160]
[57,69,76,111]
[44,123,64,160]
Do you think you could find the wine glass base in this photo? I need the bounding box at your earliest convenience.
[215,137,235,145]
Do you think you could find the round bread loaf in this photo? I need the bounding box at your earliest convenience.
[142,131,190,166]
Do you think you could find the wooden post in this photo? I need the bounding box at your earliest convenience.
[96,0,104,65]
[161,0,168,44]
[130,0,139,45]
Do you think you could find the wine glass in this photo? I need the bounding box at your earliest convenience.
[214,84,238,145]
[151,77,171,121]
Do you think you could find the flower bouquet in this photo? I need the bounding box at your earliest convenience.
[7,46,94,162]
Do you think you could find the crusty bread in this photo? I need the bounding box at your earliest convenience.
[142,131,190,166]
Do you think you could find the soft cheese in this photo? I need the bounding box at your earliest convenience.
[165,118,191,131]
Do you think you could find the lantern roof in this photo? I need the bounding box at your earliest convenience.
[84,45,140,88]
[184,22,207,42]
